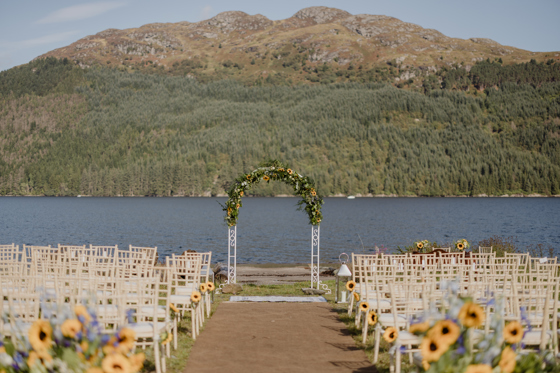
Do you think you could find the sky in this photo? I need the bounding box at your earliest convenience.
[1,0,559,72]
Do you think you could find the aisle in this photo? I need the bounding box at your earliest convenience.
[184,302,375,373]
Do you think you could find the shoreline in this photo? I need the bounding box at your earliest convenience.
[2,194,560,198]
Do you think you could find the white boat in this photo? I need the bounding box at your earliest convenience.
[347,195,355,199]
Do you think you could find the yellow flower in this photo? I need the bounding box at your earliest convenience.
[464,364,492,373]
[86,368,104,373]
[311,190,317,197]
[499,346,516,373]
[61,319,82,338]
[346,281,356,292]
[359,302,369,312]
[263,175,270,181]
[422,360,430,370]
[191,291,202,303]
[102,353,131,373]
[129,353,145,373]
[170,303,179,313]
[383,327,398,343]
[367,311,378,326]
[28,320,53,352]
[200,283,208,293]
[316,218,321,223]
[417,242,424,249]
[246,174,251,180]
[118,327,136,353]
[503,321,523,344]
[27,350,52,367]
[428,320,460,346]
[75,305,92,324]
[409,321,431,334]
[0,346,5,354]
[239,191,244,197]
[457,242,465,250]
[287,169,293,175]
[278,168,285,172]
[207,282,215,291]
[353,292,360,302]
[80,341,89,353]
[458,302,485,328]
[420,335,449,362]
[161,332,173,346]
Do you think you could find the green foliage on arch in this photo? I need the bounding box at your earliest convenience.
[223,160,323,227]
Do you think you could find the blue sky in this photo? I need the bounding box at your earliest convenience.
[1,0,559,72]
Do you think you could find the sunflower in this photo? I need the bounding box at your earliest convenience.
[191,291,202,303]
[61,319,82,338]
[417,242,424,249]
[458,302,485,328]
[86,368,104,373]
[278,168,285,172]
[409,321,430,334]
[207,282,215,291]
[236,204,240,209]
[102,353,131,373]
[346,280,356,292]
[353,292,360,302]
[170,303,179,313]
[263,175,270,181]
[359,302,370,312]
[28,319,53,352]
[367,311,378,326]
[311,190,317,197]
[80,341,89,353]
[499,346,516,373]
[457,242,465,251]
[117,328,136,353]
[420,335,449,362]
[246,174,252,180]
[464,364,492,373]
[422,360,430,371]
[74,305,92,324]
[161,332,173,346]
[129,353,145,373]
[383,327,398,343]
[287,169,293,175]
[317,218,321,223]
[28,349,52,367]
[503,321,523,344]
[239,191,244,197]
[200,283,208,293]
[428,320,460,346]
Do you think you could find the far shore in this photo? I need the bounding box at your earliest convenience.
[3,194,560,198]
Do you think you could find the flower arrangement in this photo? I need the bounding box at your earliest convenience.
[415,240,431,253]
[0,304,144,373]
[455,239,470,251]
[222,160,323,226]
[401,282,558,373]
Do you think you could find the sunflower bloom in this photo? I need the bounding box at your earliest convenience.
[503,321,523,344]
[191,291,202,303]
[170,303,179,313]
[161,332,173,346]
[417,242,424,249]
[118,328,136,353]
[28,350,52,367]
[457,243,465,250]
[28,320,53,352]
[359,302,369,312]
[420,335,449,362]
[287,169,293,175]
[102,353,131,373]
[246,174,251,180]
[239,191,244,197]
[200,283,208,293]
[499,346,516,373]
[458,302,485,328]
[75,305,92,324]
[263,175,270,181]
[422,360,430,370]
[86,368,104,373]
[346,281,356,292]
[353,292,360,302]
[207,282,215,291]
[311,190,317,196]
[383,327,398,343]
[129,353,145,373]
[428,320,460,345]
[409,321,431,334]
[61,319,82,338]
[367,311,378,326]
[236,204,240,209]
[464,364,492,373]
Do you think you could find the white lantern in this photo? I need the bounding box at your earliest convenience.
[336,253,352,303]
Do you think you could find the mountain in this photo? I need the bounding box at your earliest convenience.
[37,6,558,85]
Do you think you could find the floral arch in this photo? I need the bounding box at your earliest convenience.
[221,160,328,292]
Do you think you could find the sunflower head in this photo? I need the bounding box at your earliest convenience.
[383,327,398,343]
[239,191,244,197]
[278,168,285,172]
[346,281,356,292]
[428,320,460,345]
[263,175,270,181]
[200,283,208,293]
[28,350,52,367]
[28,320,53,352]
[170,303,179,313]
[464,364,492,373]
[311,190,317,197]
[246,174,251,180]
[458,301,485,328]
[499,346,516,373]
[74,305,92,324]
[417,242,424,249]
[503,321,524,344]
[117,327,136,353]
[353,292,360,302]
[457,242,465,250]
[207,282,215,291]
[236,203,240,209]
[287,169,293,175]
[86,368,104,373]
[102,353,132,373]
[191,291,202,303]
[359,302,369,312]
[367,311,378,326]
[61,319,82,338]
[409,321,431,334]
[420,335,449,362]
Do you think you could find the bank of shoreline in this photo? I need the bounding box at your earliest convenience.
[3,194,560,198]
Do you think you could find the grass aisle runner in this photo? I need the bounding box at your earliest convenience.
[183,302,375,372]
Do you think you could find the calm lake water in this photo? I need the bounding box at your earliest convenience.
[1,197,559,264]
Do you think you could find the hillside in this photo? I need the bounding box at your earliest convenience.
[36,6,559,86]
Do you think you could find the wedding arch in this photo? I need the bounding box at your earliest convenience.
[222,160,329,293]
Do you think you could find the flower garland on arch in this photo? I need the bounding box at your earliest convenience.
[223,160,324,227]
